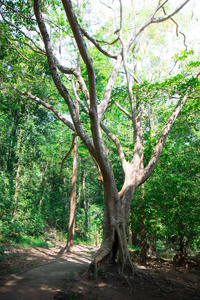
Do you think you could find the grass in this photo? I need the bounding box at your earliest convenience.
[5,235,49,248]
[18,236,48,247]
[0,262,20,279]
[29,259,37,266]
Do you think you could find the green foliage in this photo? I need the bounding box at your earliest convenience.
[14,236,48,248]
[0,0,199,257]
[0,214,44,242]
[130,111,200,250]
[75,204,103,244]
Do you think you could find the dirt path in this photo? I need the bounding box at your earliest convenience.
[0,243,199,300]
[0,244,95,300]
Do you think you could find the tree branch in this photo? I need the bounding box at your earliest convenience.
[0,12,45,54]
[115,102,132,119]
[61,0,97,112]
[14,87,75,131]
[80,27,118,59]
[60,134,77,184]
[138,68,200,185]
[152,0,169,19]
[61,0,108,162]
[118,1,138,142]
[5,36,34,62]
[127,0,190,51]
[54,57,90,109]
[121,40,137,134]
[34,0,95,157]
[151,0,190,24]
[95,37,119,46]
[162,6,188,51]
[100,122,127,172]
[98,54,123,119]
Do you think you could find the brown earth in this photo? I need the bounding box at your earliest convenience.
[0,242,95,300]
[56,254,200,300]
[0,242,200,300]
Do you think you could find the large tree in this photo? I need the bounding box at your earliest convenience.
[1,0,199,275]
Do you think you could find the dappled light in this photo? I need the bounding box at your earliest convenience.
[0,0,200,299]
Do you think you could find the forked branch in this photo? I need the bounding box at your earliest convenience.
[98,54,123,119]
[138,68,200,185]
[34,0,95,157]
[127,0,190,51]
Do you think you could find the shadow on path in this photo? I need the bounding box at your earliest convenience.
[0,246,94,300]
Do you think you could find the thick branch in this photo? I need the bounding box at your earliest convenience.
[98,54,123,119]
[138,68,200,185]
[34,0,95,157]
[131,104,144,169]
[71,94,127,172]
[61,0,97,112]
[118,3,138,149]
[61,0,107,165]
[121,39,137,134]
[55,58,90,108]
[100,122,127,172]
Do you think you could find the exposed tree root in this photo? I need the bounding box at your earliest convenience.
[92,220,198,298]
[121,274,133,290]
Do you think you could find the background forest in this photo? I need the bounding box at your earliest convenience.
[0,0,200,263]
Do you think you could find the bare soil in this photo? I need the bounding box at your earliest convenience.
[56,251,200,300]
[0,241,69,280]
[0,241,95,300]
[0,242,199,300]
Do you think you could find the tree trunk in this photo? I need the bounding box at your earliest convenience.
[82,166,89,229]
[140,184,147,265]
[12,159,21,221]
[39,161,49,207]
[12,116,26,221]
[132,233,138,247]
[128,226,132,248]
[94,181,139,276]
[66,136,78,252]
[148,233,156,257]
[140,216,147,264]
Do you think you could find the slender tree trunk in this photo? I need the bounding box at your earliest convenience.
[180,224,187,257]
[82,166,89,229]
[140,216,147,264]
[128,226,132,248]
[39,161,49,207]
[66,70,80,252]
[66,135,78,252]
[12,116,26,221]
[12,159,21,221]
[140,184,147,264]
[148,232,156,257]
